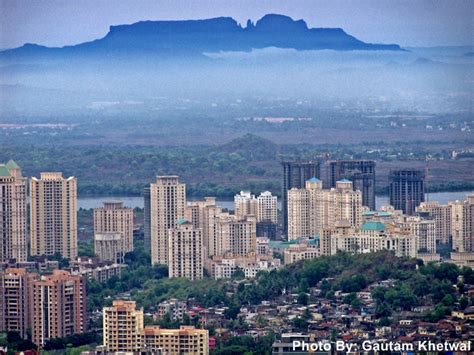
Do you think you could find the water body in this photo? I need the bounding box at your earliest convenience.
[78,191,474,211]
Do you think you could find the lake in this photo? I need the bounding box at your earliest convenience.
[78,191,474,211]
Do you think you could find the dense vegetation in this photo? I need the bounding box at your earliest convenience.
[2,134,473,198]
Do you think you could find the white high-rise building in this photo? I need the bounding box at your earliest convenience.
[257,191,278,223]
[150,176,185,265]
[417,201,452,244]
[215,213,257,257]
[450,195,474,253]
[168,220,203,280]
[30,172,77,259]
[234,191,257,219]
[0,160,27,262]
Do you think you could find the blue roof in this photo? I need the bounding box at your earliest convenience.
[338,178,352,183]
[306,177,321,183]
[362,221,386,231]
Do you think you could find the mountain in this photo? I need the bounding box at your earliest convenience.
[0,14,402,62]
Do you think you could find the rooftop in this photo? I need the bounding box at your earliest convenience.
[361,221,386,231]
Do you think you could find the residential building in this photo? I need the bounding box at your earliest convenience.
[69,258,126,283]
[329,160,376,210]
[31,270,86,346]
[150,176,186,265]
[256,221,277,240]
[0,268,37,338]
[281,160,320,236]
[234,191,257,219]
[103,300,144,352]
[0,160,27,263]
[389,169,425,215]
[404,216,436,254]
[94,232,124,264]
[168,220,203,280]
[30,172,77,259]
[94,201,134,253]
[156,299,187,321]
[287,178,362,240]
[283,243,319,265]
[417,201,452,244]
[143,326,209,355]
[257,191,278,223]
[143,186,151,250]
[215,213,256,257]
[450,195,474,253]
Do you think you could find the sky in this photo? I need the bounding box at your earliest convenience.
[0,0,473,49]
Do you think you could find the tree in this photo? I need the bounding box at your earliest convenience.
[297,292,309,305]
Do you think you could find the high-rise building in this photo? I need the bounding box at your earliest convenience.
[281,160,320,236]
[150,176,186,265]
[0,160,27,263]
[417,201,452,245]
[143,326,209,354]
[404,216,437,254]
[185,197,221,258]
[234,191,257,219]
[31,270,86,346]
[389,169,425,215]
[30,172,78,259]
[94,201,134,253]
[215,214,257,257]
[168,220,203,280]
[0,268,37,338]
[450,195,474,253]
[329,160,376,210]
[287,178,362,240]
[257,191,278,223]
[94,232,124,264]
[143,186,151,250]
[103,300,144,352]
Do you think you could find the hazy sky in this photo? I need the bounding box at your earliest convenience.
[0,0,472,49]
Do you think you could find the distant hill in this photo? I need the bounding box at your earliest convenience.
[0,14,402,62]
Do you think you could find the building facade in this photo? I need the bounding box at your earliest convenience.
[0,160,27,263]
[417,201,452,245]
[94,232,124,264]
[150,176,186,265]
[215,214,257,257]
[103,300,144,352]
[281,160,320,236]
[450,195,474,253]
[30,172,78,259]
[389,169,425,215]
[31,270,86,346]
[168,220,203,280]
[329,160,376,211]
[94,201,134,253]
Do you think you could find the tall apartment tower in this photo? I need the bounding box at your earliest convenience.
[150,176,186,265]
[0,268,37,338]
[329,160,376,210]
[103,300,144,352]
[215,214,257,257]
[234,191,258,219]
[450,195,474,253]
[257,191,278,223]
[31,270,86,346]
[30,172,78,259]
[94,201,134,253]
[0,160,27,263]
[94,232,124,263]
[389,169,425,215]
[168,220,203,280]
[143,187,151,250]
[281,160,320,236]
[417,201,452,244]
[185,197,221,258]
[287,178,362,240]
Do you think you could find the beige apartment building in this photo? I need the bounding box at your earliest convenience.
[234,191,258,219]
[215,213,257,257]
[287,178,362,240]
[0,268,37,338]
[417,201,452,244]
[0,160,27,263]
[450,195,474,253]
[31,270,86,346]
[143,325,209,355]
[94,201,134,253]
[150,176,186,265]
[103,300,144,352]
[168,220,203,280]
[185,197,221,258]
[94,232,124,264]
[30,172,78,259]
[257,191,278,223]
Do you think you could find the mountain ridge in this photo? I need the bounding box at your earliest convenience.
[0,14,402,62]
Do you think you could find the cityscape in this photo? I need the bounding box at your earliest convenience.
[0,159,473,354]
[1,1,474,354]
